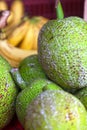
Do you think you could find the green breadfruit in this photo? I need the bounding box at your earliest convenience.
[0,56,18,129]
[16,78,62,126]
[38,16,87,92]
[10,54,47,90]
[25,90,87,130]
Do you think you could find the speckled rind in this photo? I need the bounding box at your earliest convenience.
[16,78,62,126]
[18,54,47,89]
[25,90,87,130]
[38,17,87,92]
[0,56,18,129]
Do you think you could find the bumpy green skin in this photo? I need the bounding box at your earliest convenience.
[75,87,87,109]
[25,90,87,130]
[0,56,18,129]
[11,54,47,90]
[16,78,62,126]
[38,17,87,92]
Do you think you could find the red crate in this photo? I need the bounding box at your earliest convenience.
[6,0,84,19]
[62,0,84,18]
[2,115,24,130]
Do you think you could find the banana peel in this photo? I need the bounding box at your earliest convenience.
[7,18,29,46]
[0,40,37,67]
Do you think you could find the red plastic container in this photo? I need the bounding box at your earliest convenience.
[6,0,84,19]
[2,0,85,130]
[2,115,24,130]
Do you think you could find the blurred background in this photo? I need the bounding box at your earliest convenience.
[6,0,84,19]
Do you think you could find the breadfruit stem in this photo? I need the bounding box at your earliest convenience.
[0,10,10,39]
[10,68,27,90]
[55,0,64,19]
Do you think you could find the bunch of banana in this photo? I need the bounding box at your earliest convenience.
[7,15,48,50]
[0,0,48,67]
[0,9,37,67]
[19,16,48,50]
[6,0,64,51]
[0,0,48,50]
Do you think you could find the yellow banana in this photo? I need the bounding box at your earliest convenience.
[6,0,24,31]
[7,11,14,25]
[7,18,29,46]
[19,24,34,50]
[32,25,41,50]
[0,0,8,10]
[20,16,48,50]
[10,0,24,25]
[0,40,37,67]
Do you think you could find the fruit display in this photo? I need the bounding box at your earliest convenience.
[0,0,87,130]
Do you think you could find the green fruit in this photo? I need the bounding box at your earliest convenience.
[10,54,47,90]
[38,16,87,92]
[16,78,62,126]
[0,56,18,129]
[75,87,87,109]
[25,90,87,130]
